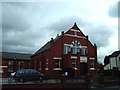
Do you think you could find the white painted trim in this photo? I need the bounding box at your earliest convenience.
[90,68,95,70]
[45,68,49,70]
[74,68,78,70]
[53,68,62,70]
[81,46,87,48]
[71,56,77,59]
[90,57,95,60]
[0,66,8,68]
[80,57,87,63]
[53,57,62,60]
[65,34,86,39]
[71,29,81,32]
[64,44,72,47]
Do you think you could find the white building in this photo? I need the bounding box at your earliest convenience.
[104,50,120,70]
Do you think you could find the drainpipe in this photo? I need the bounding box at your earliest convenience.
[116,57,117,68]
[110,58,111,70]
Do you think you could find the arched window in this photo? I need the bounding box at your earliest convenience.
[72,41,80,54]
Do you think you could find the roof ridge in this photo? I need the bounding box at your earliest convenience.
[1,52,33,55]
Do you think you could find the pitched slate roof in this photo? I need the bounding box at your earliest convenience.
[110,50,120,57]
[1,52,32,60]
[33,35,62,56]
[104,55,110,65]
[34,42,50,55]
[33,22,81,56]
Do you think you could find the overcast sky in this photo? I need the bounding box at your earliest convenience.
[1,0,119,64]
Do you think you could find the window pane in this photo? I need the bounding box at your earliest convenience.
[90,60,94,68]
[71,59,76,68]
[8,60,14,72]
[81,48,88,55]
[19,62,24,70]
[54,60,60,68]
[64,45,71,54]
[72,42,80,54]
[45,57,49,69]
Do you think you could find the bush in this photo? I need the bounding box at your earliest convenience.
[92,74,104,87]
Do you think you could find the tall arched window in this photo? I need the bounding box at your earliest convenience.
[72,41,80,54]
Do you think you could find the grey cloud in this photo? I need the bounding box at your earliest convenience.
[2,44,34,54]
[109,1,120,18]
[2,2,31,33]
[2,2,116,64]
[46,16,84,34]
[46,16,114,49]
[85,24,114,48]
[2,28,47,53]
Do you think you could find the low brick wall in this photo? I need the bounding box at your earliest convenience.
[103,80,120,87]
[2,83,87,89]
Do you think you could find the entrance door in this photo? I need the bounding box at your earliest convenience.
[80,63,88,75]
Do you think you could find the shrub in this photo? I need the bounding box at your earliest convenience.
[92,74,101,87]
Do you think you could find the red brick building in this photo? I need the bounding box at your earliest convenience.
[31,23,98,78]
[0,52,32,77]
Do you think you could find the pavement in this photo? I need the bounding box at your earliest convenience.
[105,86,120,88]
[91,85,120,88]
[0,78,120,89]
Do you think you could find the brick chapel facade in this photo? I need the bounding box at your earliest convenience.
[30,23,98,78]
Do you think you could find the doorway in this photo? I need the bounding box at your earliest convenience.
[80,63,88,75]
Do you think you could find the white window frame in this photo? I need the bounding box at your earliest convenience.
[19,61,24,70]
[71,58,77,70]
[64,45,71,55]
[54,59,61,70]
[45,57,49,70]
[81,47,88,55]
[90,58,95,70]
[8,60,14,72]
[72,42,80,54]
[39,60,41,70]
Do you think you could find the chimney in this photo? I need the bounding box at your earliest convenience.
[94,43,97,48]
[86,35,89,39]
[51,38,53,41]
[61,31,64,35]
[57,34,59,37]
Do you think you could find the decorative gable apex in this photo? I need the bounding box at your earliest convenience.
[65,22,86,38]
[70,22,81,31]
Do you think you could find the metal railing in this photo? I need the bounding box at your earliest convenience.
[1,77,85,85]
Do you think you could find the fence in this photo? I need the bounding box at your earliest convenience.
[1,77,85,85]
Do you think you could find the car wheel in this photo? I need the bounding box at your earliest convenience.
[39,77,43,82]
[19,79,24,82]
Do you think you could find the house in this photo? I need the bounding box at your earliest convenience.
[30,22,98,78]
[104,50,120,70]
[0,52,32,77]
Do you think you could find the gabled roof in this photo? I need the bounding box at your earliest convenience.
[1,52,32,60]
[34,42,50,55]
[110,50,120,57]
[104,55,110,65]
[71,22,81,30]
[33,35,62,56]
[33,22,84,56]
[104,50,120,66]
